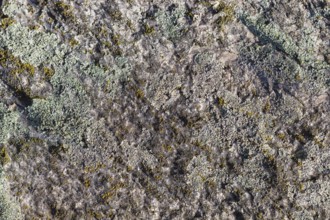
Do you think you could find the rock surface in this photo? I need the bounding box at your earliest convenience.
[0,0,329,219]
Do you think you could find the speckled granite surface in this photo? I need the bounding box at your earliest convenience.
[0,0,329,219]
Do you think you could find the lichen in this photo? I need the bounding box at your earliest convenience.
[239,13,329,74]
[156,4,187,41]
[0,168,23,220]
[0,23,63,67]
[0,19,133,150]
[0,103,25,144]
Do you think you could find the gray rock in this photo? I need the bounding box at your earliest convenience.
[0,0,329,219]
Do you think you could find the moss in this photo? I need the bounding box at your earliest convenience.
[97,26,108,37]
[0,49,38,99]
[55,2,74,20]
[143,24,155,35]
[109,10,122,21]
[162,145,173,152]
[295,73,302,81]
[0,146,11,166]
[256,212,263,219]
[126,20,134,30]
[101,191,114,201]
[110,33,121,46]
[313,137,324,148]
[84,179,91,188]
[84,163,106,173]
[0,49,8,66]
[125,0,133,5]
[246,111,254,117]
[262,100,271,113]
[206,179,217,189]
[135,89,144,99]
[295,134,306,144]
[0,18,15,29]
[213,1,235,31]
[21,63,35,76]
[217,96,225,106]
[277,133,286,140]
[28,25,40,31]
[87,210,103,219]
[126,165,133,172]
[185,7,194,23]
[69,38,79,47]
[101,182,126,201]
[43,67,55,80]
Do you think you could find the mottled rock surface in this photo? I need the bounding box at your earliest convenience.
[0,0,329,219]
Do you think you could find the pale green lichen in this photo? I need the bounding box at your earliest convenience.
[239,13,329,91]
[0,103,25,144]
[239,14,329,72]
[1,2,21,18]
[0,23,63,67]
[0,16,132,149]
[0,168,22,220]
[156,5,187,41]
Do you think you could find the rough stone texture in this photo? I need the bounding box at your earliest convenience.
[0,0,329,219]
